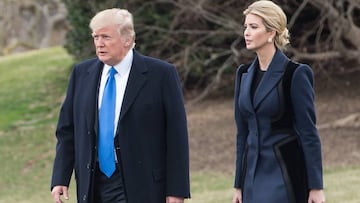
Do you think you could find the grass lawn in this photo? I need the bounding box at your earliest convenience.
[188,168,360,203]
[0,167,359,202]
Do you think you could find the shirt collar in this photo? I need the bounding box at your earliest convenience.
[103,49,133,76]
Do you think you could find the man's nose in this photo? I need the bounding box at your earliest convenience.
[95,40,104,47]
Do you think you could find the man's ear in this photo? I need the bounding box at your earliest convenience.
[123,37,131,47]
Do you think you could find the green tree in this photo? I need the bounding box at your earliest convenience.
[62,0,93,61]
[61,0,175,60]
[61,0,135,61]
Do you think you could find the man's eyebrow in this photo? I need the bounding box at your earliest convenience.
[92,33,111,37]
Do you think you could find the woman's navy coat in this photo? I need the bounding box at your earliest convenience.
[234,49,323,203]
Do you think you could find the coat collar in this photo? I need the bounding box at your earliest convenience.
[242,49,290,110]
[119,50,148,121]
[85,50,148,134]
[84,60,104,136]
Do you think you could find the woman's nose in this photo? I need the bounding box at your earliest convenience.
[244,28,249,36]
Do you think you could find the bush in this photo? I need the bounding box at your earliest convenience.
[62,0,94,61]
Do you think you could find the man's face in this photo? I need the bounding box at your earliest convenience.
[92,25,130,66]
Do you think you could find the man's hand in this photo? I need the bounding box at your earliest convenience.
[166,196,184,203]
[51,185,69,203]
[308,189,325,203]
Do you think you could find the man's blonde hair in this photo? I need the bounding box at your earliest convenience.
[90,8,135,47]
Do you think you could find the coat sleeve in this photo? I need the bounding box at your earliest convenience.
[290,64,323,189]
[51,66,76,190]
[162,65,191,198]
[234,65,249,188]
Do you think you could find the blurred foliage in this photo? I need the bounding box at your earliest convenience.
[62,0,360,102]
[61,0,175,62]
[61,0,96,60]
[61,0,240,101]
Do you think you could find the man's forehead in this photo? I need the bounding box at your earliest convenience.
[92,25,117,35]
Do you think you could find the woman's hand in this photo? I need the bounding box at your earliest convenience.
[232,188,242,203]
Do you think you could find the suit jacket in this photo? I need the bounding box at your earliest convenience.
[233,49,323,203]
[51,50,190,203]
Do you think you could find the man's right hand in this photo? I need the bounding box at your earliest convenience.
[51,185,69,203]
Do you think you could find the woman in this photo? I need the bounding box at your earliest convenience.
[232,1,325,203]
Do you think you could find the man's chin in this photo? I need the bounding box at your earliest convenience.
[98,56,108,63]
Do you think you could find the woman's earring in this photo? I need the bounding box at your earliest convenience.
[267,38,273,43]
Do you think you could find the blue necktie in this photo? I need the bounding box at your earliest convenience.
[98,67,117,177]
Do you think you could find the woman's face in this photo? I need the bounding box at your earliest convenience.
[243,13,274,51]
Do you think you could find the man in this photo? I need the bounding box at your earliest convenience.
[51,8,190,203]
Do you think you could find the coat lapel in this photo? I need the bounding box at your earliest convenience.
[240,63,256,113]
[84,60,104,136]
[119,50,148,121]
[253,49,289,109]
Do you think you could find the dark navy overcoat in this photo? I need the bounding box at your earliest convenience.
[51,50,190,203]
[234,49,323,203]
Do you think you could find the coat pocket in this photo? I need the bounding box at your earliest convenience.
[152,168,165,182]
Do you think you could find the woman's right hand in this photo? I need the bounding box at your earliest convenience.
[232,188,242,203]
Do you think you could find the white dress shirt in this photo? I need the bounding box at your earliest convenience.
[98,49,133,136]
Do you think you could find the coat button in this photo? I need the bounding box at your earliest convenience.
[86,163,90,169]
[83,195,87,201]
